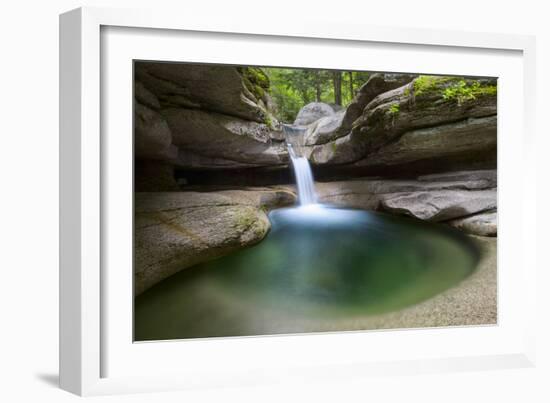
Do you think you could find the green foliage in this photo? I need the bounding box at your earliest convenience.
[264,114,274,129]
[238,67,270,103]
[239,67,270,90]
[413,75,446,97]
[388,103,400,115]
[264,67,371,122]
[442,80,475,104]
[442,80,497,105]
[263,68,305,122]
[413,75,497,106]
[240,68,497,124]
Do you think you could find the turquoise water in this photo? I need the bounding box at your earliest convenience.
[135,205,478,341]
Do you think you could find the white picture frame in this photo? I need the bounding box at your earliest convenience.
[59,6,537,396]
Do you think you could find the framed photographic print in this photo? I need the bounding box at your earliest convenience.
[60,6,537,396]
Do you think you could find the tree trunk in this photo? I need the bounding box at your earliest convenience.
[348,71,354,99]
[333,71,342,105]
[314,71,322,102]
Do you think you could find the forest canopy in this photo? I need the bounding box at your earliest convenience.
[263,68,371,122]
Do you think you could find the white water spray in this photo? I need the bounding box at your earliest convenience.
[282,124,318,206]
[288,145,318,205]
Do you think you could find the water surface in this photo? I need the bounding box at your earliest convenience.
[135,205,478,341]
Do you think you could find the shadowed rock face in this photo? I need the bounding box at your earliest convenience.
[134,62,287,178]
[134,82,177,162]
[135,62,269,122]
[162,108,288,166]
[135,102,176,161]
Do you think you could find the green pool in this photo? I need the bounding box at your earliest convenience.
[135,205,479,341]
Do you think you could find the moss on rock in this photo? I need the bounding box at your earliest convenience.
[388,103,400,116]
[242,67,270,89]
[238,67,271,102]
[412,75,497,106]
[237,66,277,127]
[442,80,497,105]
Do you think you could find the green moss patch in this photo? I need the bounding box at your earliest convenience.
[442,80,497,105]
[388,103,400,116]
[413,76,461,97]
[412,75,497,105]
[238,67,271,100]
[264,114,274,129]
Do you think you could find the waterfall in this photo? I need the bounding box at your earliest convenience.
[288,146,318,205]
[282,124,318,206]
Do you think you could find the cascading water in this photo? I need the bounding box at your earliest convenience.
[287,144,317,205]
[282,124,318,206]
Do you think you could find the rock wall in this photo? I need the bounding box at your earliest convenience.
[301,74,497,170]
[135,66,497,178]
[134,62,289,190]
